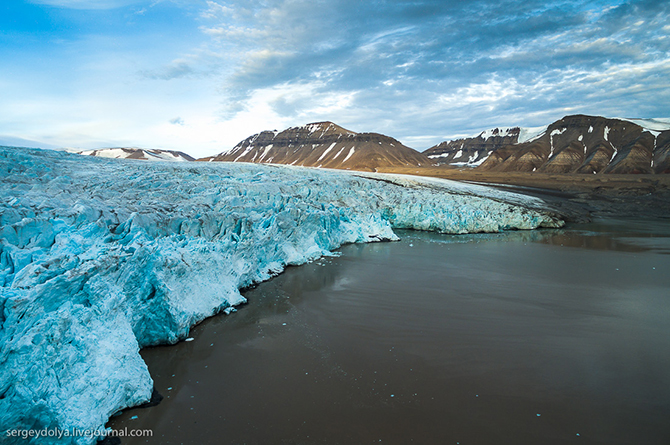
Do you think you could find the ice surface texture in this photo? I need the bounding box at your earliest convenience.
[0,147,562,444]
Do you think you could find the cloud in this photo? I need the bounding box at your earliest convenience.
[196,0,670,147]
[6,0,670,157]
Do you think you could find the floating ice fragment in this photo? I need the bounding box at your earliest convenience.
[130,416,138,420]
[185,337,194,342]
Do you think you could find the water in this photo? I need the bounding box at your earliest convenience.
[109,218,670,445]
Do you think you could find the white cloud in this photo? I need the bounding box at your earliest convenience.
[6,0,670,156]
[438,78,523,108]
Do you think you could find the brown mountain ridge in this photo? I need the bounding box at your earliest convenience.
[204,122,431,171]
[426,115,670,174]
[424,127,522,167]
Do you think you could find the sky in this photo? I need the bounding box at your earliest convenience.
[1,0,669,157]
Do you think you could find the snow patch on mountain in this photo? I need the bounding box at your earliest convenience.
[449,153,491,167]
[317,143,337,162]
[549,128,567,159]
[259,144,274,161]
[620,117,670,132]
[460,125,546,144]
[342,147,355,163]
[427,153,451,159]
[517,126,548,144]
[478,127,517,140]
[332,146,345,159]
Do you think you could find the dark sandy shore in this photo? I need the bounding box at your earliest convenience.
[377,167,670,220]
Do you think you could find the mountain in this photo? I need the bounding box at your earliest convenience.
[427,115,670,174]
[424,127,540,167]
[205,122,431,171]
[72,147,195,162]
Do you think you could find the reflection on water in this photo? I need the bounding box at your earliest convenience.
[409,217,670,254]
[109,218,670,445]
[536,218,670,253]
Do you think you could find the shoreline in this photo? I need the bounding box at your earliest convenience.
[107,218,670,445]
[375,167,670,220]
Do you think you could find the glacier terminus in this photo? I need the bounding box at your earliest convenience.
[0,146,563,444]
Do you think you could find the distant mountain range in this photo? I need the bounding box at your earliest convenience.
[70,147,194,162]
[202,122,430,171]
[71,115,670,174]
[426,115,670,174]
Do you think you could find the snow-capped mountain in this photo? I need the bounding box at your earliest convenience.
[206,121,431,171]
[423,127,530,167]
[71,147,195,162]
[425,115,670,174]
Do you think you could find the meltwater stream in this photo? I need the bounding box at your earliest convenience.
[109,218,670,445]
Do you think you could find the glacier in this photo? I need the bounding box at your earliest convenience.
[0,146,563,444]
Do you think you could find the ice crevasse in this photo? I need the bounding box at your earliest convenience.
[0,146,563,444]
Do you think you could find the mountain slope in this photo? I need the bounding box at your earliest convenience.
[207,122,431,171]
[424,127,528,167]
[479,115,670,174]
[427,115,670,174]
[72,147,195,162]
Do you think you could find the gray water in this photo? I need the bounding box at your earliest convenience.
[109,218,670,445]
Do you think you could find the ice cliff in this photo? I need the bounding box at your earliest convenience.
[0,146,562,444]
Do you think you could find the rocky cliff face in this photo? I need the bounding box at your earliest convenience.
[428,115,670,174]
[207,122,431,171]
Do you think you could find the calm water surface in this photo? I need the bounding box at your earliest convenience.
[109,218,670,445]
